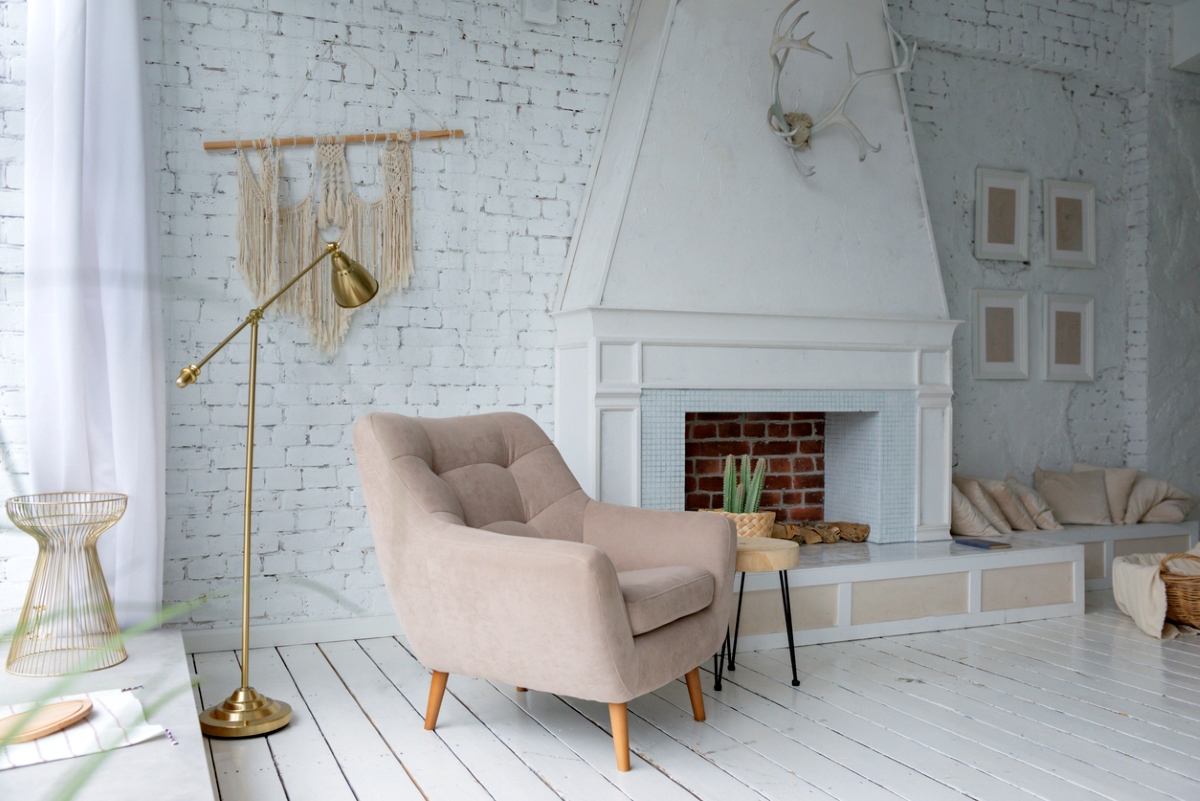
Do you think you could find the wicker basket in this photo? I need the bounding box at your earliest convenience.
[701,510,776,538]
[1160,553,1200,627]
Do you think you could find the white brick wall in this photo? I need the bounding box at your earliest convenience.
[153,0,629,627]
[0,0,1193,631]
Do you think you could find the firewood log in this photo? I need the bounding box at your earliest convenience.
[828,521,870,542]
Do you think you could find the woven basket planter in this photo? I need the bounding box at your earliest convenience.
[1161,553,1200,627]
[701,510,776,539]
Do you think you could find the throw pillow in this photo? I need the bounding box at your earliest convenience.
[1005,475,1065,531]
[978,477,1038,531]
[952,475,1012,533]
[950,484,1001,537]
[1072,463,1139,527]
[1125,473,1198,524]
[1141,500,1192,524]
[1034,467,1111,525]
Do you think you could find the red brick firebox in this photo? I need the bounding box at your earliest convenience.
[684,412,825,523]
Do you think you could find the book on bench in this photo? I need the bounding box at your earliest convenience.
[953,538,1012,550]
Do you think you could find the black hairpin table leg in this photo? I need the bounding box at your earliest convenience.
[729,572,747,671]
[779,570,800,686]
[713,628,730,690]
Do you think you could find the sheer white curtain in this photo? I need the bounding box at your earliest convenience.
[24,0,165,627]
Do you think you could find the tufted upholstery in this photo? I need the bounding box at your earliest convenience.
[353,411,737,705]
[373,412,590,539]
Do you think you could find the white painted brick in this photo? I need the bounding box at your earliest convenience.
[0,0,1178,628]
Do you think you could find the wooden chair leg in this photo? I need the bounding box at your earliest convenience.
[425,671,448,730]
[609,702,630,772]
[685,667,706,722]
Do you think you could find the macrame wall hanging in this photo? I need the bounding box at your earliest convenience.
[207,42,464,354]
[234,137,414,353]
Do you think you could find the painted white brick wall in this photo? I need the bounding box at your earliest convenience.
[0,0,1191,631]
[153,0,629,628]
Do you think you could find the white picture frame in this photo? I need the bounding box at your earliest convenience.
[975,168,1030,261]
[1044,294,1094,381]
[523,0,558,25]
[1044,179,1096,268]
[972,289,1029,380]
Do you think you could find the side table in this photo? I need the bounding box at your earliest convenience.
[714,536,801,689]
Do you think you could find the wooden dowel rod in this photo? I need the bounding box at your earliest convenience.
[203,129,465,151]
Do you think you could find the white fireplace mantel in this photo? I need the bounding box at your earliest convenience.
[553,307,961,542]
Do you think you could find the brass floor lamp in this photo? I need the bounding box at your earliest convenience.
[178,242,377,737]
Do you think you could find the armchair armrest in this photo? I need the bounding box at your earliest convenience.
[405,521,639,701]
[582,502,736,583]
[581,503,736,679]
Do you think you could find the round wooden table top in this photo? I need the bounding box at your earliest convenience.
[735,536,800,573]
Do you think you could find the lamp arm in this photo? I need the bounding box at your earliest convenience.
[176,242,338,387]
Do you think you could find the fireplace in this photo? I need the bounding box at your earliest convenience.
[550,0,960,543]
[684,412,826,523]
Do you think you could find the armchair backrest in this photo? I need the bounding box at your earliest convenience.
[353,412,590,545]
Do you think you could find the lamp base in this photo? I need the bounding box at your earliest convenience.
[199,686,291,738]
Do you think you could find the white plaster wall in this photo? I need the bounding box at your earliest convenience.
[888,0,1186,485]
[1147,58,1200,495]
[907,50,1135,480]
[598,0,948,320]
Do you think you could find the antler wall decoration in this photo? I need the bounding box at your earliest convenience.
[768,0,916,177]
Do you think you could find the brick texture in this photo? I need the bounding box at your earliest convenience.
[684,412,825,524]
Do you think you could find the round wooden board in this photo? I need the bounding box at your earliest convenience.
[0,699,93,745]
[736,536,800,573]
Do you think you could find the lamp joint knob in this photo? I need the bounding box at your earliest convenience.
[176,365,201,388]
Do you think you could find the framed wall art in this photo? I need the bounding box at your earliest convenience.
[975,168,1030,261]
[1044,293,1094,381]
[1044,180,1095,268]
[972,289,1029,380]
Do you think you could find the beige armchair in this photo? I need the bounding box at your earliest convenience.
[353,411,736,771]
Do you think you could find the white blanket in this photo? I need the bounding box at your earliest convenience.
[0,688,163,770]
[1113,542,1200,638]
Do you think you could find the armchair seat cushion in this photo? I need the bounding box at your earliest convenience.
[618,566,714,636]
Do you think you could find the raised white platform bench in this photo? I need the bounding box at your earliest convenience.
[0,628,213,800]
[731,536,1084,651]
[1029,520,1199,590]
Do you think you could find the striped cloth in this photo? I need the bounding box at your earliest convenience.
[0,688,163,770]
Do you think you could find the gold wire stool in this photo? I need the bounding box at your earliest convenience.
[5,492,128,676]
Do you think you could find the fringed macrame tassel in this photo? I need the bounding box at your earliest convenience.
[374,139,414,295]
[275,198,316,323]
[236,147,279,303]
[316,142,350,229]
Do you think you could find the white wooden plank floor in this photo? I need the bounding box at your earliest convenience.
[190,592,1200,801]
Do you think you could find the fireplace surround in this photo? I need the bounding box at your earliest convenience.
[551,0,961,543]
[553,309,958,543]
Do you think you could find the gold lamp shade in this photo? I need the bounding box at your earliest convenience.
[330,249,378,308]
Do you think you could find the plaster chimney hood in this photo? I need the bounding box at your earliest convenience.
[552,0,960,543]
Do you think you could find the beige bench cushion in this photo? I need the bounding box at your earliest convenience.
[618,566,714,636]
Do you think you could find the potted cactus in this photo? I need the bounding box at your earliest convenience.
[703,455,775,537]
